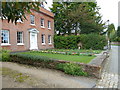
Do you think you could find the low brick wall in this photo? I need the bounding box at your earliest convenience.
[87,51,109,78]
[53,51,109,78]
[10,51,109,78]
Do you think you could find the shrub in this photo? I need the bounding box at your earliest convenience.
[54,35,80,49]
[56,63,88,76]
[10,53,56,68]
[10,53,54,62]
[80,34,107,50]
[2,49,10,62]
[54,34,107,50]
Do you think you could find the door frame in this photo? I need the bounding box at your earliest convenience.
[28,28,39,50]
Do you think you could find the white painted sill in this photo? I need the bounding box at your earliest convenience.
[17,43,24,46]
[30,24,36,26]
[48,28,51,30]
[41,26,45,28]
[42,43,46,45]
[1,43,11,46]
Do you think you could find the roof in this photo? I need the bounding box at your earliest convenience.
[32,7,54,19]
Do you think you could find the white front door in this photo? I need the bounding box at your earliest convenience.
[30,32,38,50]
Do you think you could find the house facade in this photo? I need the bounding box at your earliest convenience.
[0,7,54,52]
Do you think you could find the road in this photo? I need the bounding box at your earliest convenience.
[109,45,119,74]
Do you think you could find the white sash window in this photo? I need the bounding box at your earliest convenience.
[1,30,9,44]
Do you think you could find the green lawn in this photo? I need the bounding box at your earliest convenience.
[21,52,95,64]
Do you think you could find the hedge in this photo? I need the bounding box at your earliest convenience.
[54,34,107,50]
[54,35,79,49]
[10,53,55,68]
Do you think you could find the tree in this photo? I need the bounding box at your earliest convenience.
[117,26,120,37]
[1,2,40,24]
[50,2,106,35]
[106,23,116,41]
[69,3,105,34]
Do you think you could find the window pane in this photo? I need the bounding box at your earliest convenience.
[1,30,9,43]
[17,32,23,43]
[42,34,44,43]
[41,19,44,27]
[30,15,35,24]
[48,35,51,43]
[42,34,45,43]
[48,21,51,28]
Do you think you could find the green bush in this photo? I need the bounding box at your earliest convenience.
[2,49,10,62]
[54,34,107,50]
[56,63,88,76]
[54,35,80,49]
[112,36,120,42]
[80,34,107,50]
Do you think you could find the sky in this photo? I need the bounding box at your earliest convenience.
[44,0,119,30]
[97,0,119,30]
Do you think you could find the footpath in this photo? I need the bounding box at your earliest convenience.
[95,46,119,88]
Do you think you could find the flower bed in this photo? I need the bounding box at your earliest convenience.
[30,49,101,57]
[45,49,102,54]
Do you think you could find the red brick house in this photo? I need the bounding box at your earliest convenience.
[0,7,54,52]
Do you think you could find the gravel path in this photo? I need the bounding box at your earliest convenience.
[1,62,97,88]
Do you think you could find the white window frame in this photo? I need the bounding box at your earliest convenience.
[41,34,46,45]
[48,21,51,29]
[17,32,24,45]
[48,35,52,44]
[1,30,11,46]
[30,15,35,25]
[41,18,45,28]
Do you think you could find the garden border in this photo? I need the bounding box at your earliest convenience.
[54,50,109,78]
[9,50,109,78]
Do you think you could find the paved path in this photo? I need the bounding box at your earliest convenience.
[1,62,97,88]
[95,45,119,88]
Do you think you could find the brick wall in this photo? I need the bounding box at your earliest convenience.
[0,7,54,52]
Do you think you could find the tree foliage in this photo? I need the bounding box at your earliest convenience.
[50,2,106,35]
[54,34,107,50]
[106,23,116,41]
[117,26,120,37]
[1,2,40,24]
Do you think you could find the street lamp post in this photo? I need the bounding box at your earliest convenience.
[107,20,111,50]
